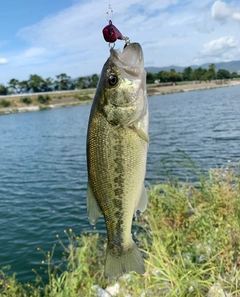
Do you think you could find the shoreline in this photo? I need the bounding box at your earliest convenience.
[1,80,240,115]
[147,79,240,96]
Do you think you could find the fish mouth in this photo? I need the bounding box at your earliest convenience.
[110,43,144,76]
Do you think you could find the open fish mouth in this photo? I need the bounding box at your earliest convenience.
[110,42,144,77]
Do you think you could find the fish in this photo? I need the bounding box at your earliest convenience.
[86,42,149,280]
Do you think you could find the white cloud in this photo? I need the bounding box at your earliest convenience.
[147,0,179,11]
[233,12,240,22]
[211,0,240,24]
[211,0,231,22]
[199,36,239,59]
[0,58,8,64]
[17,1,109,52]
[23,47,46,58]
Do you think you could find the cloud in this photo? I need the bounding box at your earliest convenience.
[0,58,8,64]
[198,36,239,60]
[146,0,179,11]
[23,47,46,58]
[211,0,231,22]
[233,12,240,22]
[211,0,240,24]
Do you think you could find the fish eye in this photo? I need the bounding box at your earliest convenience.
[108,74,118,86]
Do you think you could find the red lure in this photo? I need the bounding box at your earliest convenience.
[102,20,124,43]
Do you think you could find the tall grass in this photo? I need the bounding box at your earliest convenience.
[134,164,240,296]
[1,163,240,296]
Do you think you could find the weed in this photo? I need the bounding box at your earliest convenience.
[0,99,11,107]
[37,95,51,104]
[74,93,92,101]
[39,106,51,111]
[21,97,32,104]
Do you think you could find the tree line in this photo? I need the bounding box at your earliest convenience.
[0,73,99,95]
[1,64,240,95]
[147,64,240,84]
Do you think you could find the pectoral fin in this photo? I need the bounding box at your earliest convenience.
[87,182,102,225]
[132,125,149,143]
[135,185,148,213]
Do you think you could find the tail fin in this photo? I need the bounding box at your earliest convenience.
[105,241,145,280]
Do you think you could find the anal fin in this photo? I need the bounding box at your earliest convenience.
[135,185,148,213]
[87,182,102,225]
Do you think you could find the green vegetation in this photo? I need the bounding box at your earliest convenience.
[37,95,51,104]
[1,162,240,296]
[0,99,11,107]
[21,97,32,105]
[147,64,240,84]
[39,106,51,111]
[74,93,92,101]
[0,84,8,95]
[3,73,100,96]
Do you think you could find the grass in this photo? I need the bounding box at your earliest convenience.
[1,162,240,296]
[73,93,93,101]
[21,97,32,105]
[0,99,11,107]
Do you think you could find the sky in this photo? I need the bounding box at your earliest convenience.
[0,0,240,84]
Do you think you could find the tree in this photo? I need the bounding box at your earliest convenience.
[191,67,207,81]
[8,78,20,94]
[76,75,99,89]
[41,77,53,92]
[146,72,155,84]
[182,67,193,81]
[231,72,240,79]
[28,74,45,92]
[18,80,30,93]
[168,71,182,82]
[55,73,74,90]
[0,84,8,95]
[76,76,88,89]
[217,69,231,79]
[156,71,170,82]
[88,74,99,88]
[205,64,216,81]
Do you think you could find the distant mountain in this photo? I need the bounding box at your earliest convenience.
[146,60,240,74]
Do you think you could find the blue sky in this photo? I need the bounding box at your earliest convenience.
[0,0,240,84]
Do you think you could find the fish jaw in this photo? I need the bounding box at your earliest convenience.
[110,42,144,77]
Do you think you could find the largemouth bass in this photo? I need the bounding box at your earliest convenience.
[86,42,149,280]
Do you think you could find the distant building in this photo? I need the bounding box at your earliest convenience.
[238,70,240,75]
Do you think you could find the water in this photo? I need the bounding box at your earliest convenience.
[0,86,240,282]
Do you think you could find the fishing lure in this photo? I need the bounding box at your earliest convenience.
[102,20,129,44]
